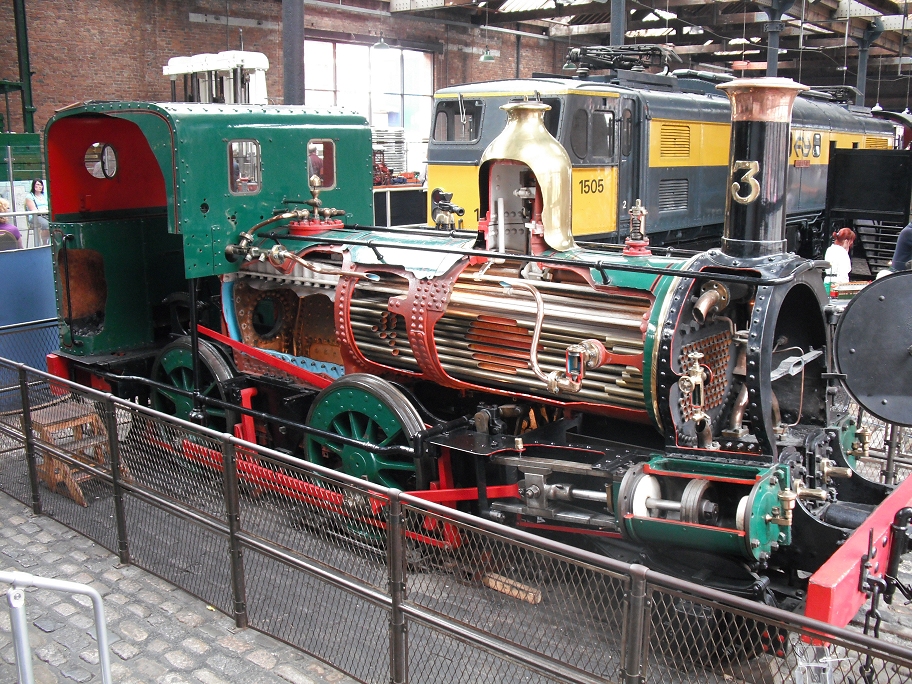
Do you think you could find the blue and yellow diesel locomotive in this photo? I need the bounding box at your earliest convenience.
[427,49,894,257]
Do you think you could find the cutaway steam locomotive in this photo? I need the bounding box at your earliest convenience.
[43,79,911,623]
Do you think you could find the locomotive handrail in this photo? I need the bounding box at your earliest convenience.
[266,229,803,287]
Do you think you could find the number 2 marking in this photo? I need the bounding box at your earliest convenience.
[731,160,760,205]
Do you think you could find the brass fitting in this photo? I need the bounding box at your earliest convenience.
[794,480,828,502]
[765,488,797,526]
[819,458,853,483]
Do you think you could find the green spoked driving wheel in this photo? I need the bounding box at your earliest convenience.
[151,337,238,433]
[305,374,423,489]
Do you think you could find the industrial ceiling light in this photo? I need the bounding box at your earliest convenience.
[479,7,495,62]
[562,60,577,70]
[373,36,391,50]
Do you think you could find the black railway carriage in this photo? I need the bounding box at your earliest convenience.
[427,72,895,255]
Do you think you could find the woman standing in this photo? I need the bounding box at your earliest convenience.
[824,227,855,285]
[25,178,49,246]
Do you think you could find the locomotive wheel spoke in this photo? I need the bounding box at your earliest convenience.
[305,374,423,489]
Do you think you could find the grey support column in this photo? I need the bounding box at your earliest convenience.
[611,0,626,47]
[283,0,306,105]
[764,0,795,78]
[855,19,884,106]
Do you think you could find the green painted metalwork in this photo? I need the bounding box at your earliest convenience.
[0,133,42,182]
[53,216,184,355]
[833,414,859,469]
[627,517,749,557]
[150,337,236,433]
[45,102,375,279]
[623,457,791,560]
[746,465,792,558]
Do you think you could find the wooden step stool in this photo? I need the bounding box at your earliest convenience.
[30,401,126,507]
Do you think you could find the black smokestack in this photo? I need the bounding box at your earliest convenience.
[717,78,808,258]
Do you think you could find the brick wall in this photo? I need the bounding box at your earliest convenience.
[0,0,569,134]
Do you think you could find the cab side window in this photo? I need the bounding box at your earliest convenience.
[591,110,615,160]
[541,98,562,138]
[570,109,589,159]
[432,99,483,142]
[621,108,633,157]
[229,140,261,195]
[307,140,336,188]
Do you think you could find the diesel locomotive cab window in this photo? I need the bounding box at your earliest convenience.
[307,140,335,189]
[570,109,589,159]
[229,140,261,195]
[84,143,117,179]
[621,108,633,157]
[541,98,561,137]
[591,110,615,160]
[432,99,482,142]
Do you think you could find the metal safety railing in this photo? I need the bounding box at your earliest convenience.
[0,571,113,684]
[0,357,910,684]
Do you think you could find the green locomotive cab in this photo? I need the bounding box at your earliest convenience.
[45,102,373,366]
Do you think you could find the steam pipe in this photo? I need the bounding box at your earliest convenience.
[728,384,750,434]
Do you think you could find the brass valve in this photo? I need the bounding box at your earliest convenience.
[851,428,871,460]
[765,488,797,526]
[794,480,828,502]
[678,351,707,408]
[819,458,853,483]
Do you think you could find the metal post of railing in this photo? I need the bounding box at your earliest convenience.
[1,570,113,684]
[103,398,130,565]
[388,493,408,684]
[621,564,649,684]
[885,422,899,485]
[7,584,34,684]
[221,440,248,628]
[18,366,41,515]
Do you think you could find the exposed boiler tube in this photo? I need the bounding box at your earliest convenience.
[692,283,729,326]
[695,414,715,449]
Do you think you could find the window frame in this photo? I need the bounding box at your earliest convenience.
[307,139,337,190]
[432,98,485,144]
[228,139,262,196]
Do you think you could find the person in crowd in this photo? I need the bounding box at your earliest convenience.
[824,227,855,285]
[0,197,23,249]
[24,178,49,246]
